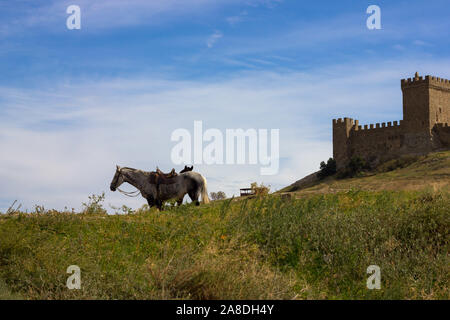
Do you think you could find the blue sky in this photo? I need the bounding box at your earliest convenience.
[1,0,450,212]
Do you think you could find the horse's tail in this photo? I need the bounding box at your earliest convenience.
[200,175,210,204]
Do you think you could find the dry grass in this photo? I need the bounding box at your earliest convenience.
[146,241,295,299]
[283,151,450,197]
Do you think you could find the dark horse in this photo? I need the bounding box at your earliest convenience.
[110,166,209,210]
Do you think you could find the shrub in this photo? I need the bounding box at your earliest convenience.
[317,158,337,179]
[338,156,369,178]
[251,182,270,196]
[81,192,107,215]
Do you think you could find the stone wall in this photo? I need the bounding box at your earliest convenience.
[434,124,450,148]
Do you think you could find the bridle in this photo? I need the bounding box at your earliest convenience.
[113,169,142,197]
[117,188,141,197]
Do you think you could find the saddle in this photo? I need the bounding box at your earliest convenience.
[149,168,178,185]
[156,167,177,178]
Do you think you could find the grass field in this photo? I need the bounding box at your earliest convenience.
[0,151,449,300]
[0,190,448,299]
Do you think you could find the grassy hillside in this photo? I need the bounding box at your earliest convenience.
[280,151,450,195]
[0,189,449,299]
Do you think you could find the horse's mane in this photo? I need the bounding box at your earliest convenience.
[121,167,152,175]
[121,166,136,171]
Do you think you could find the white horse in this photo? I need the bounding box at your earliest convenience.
[109,166,210,210]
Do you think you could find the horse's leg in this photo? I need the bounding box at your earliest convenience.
[156,199,164,211]
[147,195,163,211]
[176,198,183,206]
[188,191,200,206]
[146,196,154,208]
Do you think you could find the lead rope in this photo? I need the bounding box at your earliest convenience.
[117,188,141,197]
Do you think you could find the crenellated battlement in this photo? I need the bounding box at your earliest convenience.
[354,120,403,131]
[332,118,403,131]
[401,73,450,90]
[332,117,355,125]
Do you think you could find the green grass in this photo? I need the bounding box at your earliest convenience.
[0,190,448,300]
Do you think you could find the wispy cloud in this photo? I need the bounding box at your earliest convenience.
[244,0,283,9]
[207,30,223,48]
[0,0,240,35]
[226,11,248,26]
[413,40,431,47]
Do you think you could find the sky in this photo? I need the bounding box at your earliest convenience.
[1,0,450,213]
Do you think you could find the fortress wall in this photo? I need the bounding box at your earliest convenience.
[434,123,450,148]
[347,123,405,165]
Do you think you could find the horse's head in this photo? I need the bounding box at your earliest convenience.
[110,165,125,191]
[180,165,193,173]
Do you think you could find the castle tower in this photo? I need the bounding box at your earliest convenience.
[332,117,355,169]
[401,73,450,132]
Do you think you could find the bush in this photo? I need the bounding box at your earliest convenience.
[251,182,270,196]
[317,158,337,179]
[81,192,107,215]
[349,156,367,173]
[338,156,369,178]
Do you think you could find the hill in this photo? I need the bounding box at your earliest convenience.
[280,150,450,195]
[0,151,449,300]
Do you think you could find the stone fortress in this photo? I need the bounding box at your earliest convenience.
[333,72,450,169]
